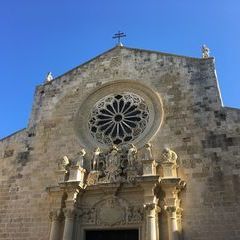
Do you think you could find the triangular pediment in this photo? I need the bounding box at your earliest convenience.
[48,45,203,84]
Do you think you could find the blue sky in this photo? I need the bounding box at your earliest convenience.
[0,0,239,139]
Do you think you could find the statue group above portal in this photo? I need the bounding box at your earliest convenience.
[57,144,180,185]
[87,144,141,184]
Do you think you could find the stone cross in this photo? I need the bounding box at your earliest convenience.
[112,31,126,46]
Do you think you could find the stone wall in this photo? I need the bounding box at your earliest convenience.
[0,46,239,240]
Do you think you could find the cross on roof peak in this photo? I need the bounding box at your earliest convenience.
[112,31,126,46]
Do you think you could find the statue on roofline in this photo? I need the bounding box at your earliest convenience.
[202,44,210,58]
[45,72,54,82]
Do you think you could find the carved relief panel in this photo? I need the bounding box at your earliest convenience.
[77,196,143,227]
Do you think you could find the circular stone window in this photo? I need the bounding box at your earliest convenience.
[88,93,149,145]
[74,80,163,149]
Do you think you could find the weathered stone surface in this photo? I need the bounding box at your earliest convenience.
[0,45,239,240]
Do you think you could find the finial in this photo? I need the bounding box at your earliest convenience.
[45,72,54,82]
[112,31,126,46]
[202,44,210,58]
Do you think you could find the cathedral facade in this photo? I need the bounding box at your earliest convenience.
[0,45,240,240]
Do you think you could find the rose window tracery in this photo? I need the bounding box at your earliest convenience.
[88,93,150,145]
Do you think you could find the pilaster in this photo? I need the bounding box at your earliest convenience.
[60,181,84,240]
[159,178,186,240]
[139,176,161,240]
[49,209,64,240]
[144,203,161,240]
[63,208,76,240]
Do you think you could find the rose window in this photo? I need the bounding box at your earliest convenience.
[88,93,150,145]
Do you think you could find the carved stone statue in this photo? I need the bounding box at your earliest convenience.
[127,144,137,167]
[86,144,142,185]
[75,148,86,168]
[161,148,177,163]
[92,147,101,171]
[58,155,70,171]
[160,148,178,178]
[143,142,153,160]
[103,145,120,183]
[202,44,210,58]
[45,72,54,82]
[107,145,119,167]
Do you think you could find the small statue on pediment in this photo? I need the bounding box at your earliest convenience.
[75,148,86,168]
[107,145,119,167]
[161,148,177,163]
[127,144,137,167]
[58,155,70,171]
[92,147,101,171]
[102,145,121,183]
[142,142,153,160]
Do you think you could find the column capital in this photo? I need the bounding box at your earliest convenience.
[59,181,84,207]
[164,205,183,215]
[49,209,64,222]
[164,205,176,213]
[144,203,161,213]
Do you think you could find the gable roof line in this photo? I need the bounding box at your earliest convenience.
[124,45,212,60]
[0,128,26,142]
[44,45,119,86]
[44,45,213,86]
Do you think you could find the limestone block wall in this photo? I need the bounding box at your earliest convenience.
[0,46,239,240]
